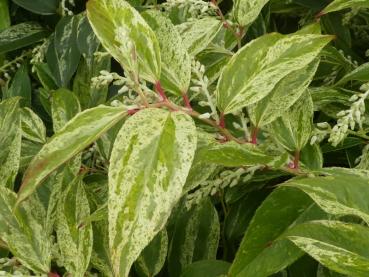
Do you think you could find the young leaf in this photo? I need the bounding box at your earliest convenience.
[285,220,369,276]
[86,0,161,83]
[142,10,191,96]
[282,167,369,224]
[109,108,197,277]
[134,230,168,277]
[270,91,314,152]
[0,22,48,54]
[21,107,47,143]
[229,187,326,277]
[168,198,220,277]
[56,177,93,277]
[216,33,332,114]
[17,105,128,204]
[233,0,270,27]
[321,0,369,15]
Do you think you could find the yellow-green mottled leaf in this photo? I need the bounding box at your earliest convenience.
[21,108,46,144]
[216,33,332,114]
[233,0,270,27]
[17,105,128,204]
[142,10,191,96]
[56,177,93,277]
[177,18,222,56]
[283,167,369,224]
[321,0,369,15]
[0,98,21,189]
[285,220,369,277]
[270,91,314,152]
[109,108,197,277]
[87,0,161,83]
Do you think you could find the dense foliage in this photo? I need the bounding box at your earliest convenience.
[1,0,369,276]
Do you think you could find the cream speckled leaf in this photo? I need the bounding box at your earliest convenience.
[0,98,21,189]
[248,59,319,127]
[0,186,51,273]
[56,177,93,277]
[233,0,270,27]
[17,105,127,204]
[270,91,314,152]
[216,33,332,114]
[142,10,191,96]
[168,197,220,277]
[51,88,81,133]
[109,108,197,277]
[177,18,222,56]
[321,0,369,15]
[285,220,369,277]
[21,107,46,143]
[87,0,161,83]
[283,167,369,224]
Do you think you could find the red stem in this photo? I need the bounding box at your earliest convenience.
[293,151,300,169]
[48,272,60,277]
[219,112,226,129]
[154,81,168,101]
[182,94,192,110]
[251,127,258,144]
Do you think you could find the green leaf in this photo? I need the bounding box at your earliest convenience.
[335,62,369,86]
[248,59,319,127]
[56,177,93,277]
[142,10,191,96]
[321,0,369,15]
[17,105,128,204]
[180,260,231,277]
[34,63,58,91]
[0,22,48,54]
[300,143,323,170]
[233,0,270,27]
[51,88,81,133]
[134,230,168,277]
[109,108,197,277]
[12,0,59,15]
[285,220,369,277]
[0,186,51,273]
[168,197,220,277]
[87,0,161,83]
[4,64,31,107]
[0,98,21,189]
[282,167,369,224]
[229,187,326,277]
[47,16,81,88]
[177,18,222,56]
[216,33,332,114]
[270,91,314,152]
[196,141,276,167]
[21,108,47,144]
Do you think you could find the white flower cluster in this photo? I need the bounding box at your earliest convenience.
[185,166,261,208]
[60,0,74,16]
[0,258,35,276]
[310,122,331,145]
[329,83,369,146]
[232,111,251,141]
[191,60,219,122]
[356,144,369,169]
[162,0,216,19]
[30,40,49,71]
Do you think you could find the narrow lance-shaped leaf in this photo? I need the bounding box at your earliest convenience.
[12,0,59,15]
[17,105,128,204]
[87,0,161,83]
[4,64,31,107]
[109,108,197,277]
[320,0,369,15]
[285,220,369,277]
[233,0,270,27]
[335,62,369,86]
[21,107,47,144]
[216,33,333,114]
[142,10,191,96]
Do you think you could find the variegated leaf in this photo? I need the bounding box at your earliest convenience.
[4,64,31,107]
[134,230,168,277]
[21,107,46,144]
[233,0,270,27]
[142,10,191,96]
[177,17,222,56]
[51,88,81,132]
[0,186,51,273]
[56,177,93,277]
[285,220,369,277]
[321,0,369,15]
[168,197,219,277]
[270,91,314,152]
[17,105,128,204]
[109,108,197,277]
[216,33,332,114]
[87,0,161,83]
[0,98,21,189]
[282,167,369,224]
